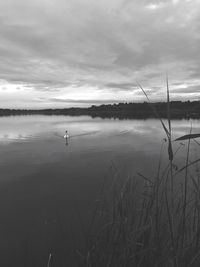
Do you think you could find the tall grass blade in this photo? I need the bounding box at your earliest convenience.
[137,82,170,139]
[166,75,173,162]
[174,158,200,176]
[47,253,52,267]
[166,74,171,135]
[137,172,154,185]
[175,133,200,141]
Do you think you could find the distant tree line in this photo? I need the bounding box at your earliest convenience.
[1,101,200,119]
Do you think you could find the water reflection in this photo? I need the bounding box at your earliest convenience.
[0,115,198,145]
[0,115,199,170]
[0,115,102,144]
[0,115,199,266]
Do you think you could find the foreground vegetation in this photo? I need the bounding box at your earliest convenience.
[82,140,200,267]
[79,86,200,267]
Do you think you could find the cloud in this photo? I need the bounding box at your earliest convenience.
[48,97,122,105]
[0,0,200,107]
[171,85,200,94]
[105,82,136,91]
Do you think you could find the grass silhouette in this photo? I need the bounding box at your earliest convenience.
[80,81,200,267]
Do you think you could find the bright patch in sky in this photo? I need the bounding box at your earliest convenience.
[146,3,163,10]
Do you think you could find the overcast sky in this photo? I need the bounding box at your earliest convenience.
[0,0,200,108]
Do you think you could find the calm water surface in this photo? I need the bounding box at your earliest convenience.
[0,115,199,266]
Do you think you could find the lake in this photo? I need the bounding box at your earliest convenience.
[0,115,199,266]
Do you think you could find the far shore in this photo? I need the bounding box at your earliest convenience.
[1,100,200,119]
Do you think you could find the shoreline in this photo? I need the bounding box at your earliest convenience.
[1,100,200,119]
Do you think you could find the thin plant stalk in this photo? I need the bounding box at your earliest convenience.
[182,123,192,247]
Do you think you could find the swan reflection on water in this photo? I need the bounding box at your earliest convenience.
[64,130,69,139]
[64,130,69,145]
